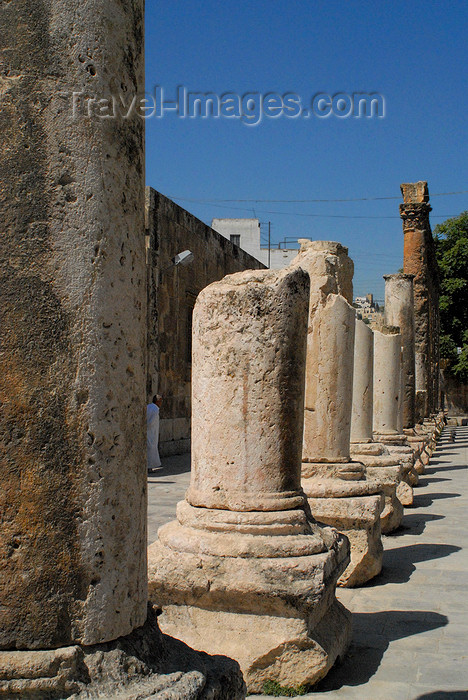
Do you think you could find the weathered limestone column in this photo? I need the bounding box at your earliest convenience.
[351,319,374,445]
[0,0,147,651]
[148,267,352,693]
[293,241,384,587]
[373,328,405,438]
[400,181,439,420]
[383,272,431,475]
[373,327,419,487]
[0,3,243,698]
[350,320,404,532]
[384,274,416,428]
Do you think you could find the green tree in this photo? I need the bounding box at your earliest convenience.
[433,211,468,381]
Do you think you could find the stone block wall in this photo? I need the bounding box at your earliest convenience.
[146,189,265,456]
[441,370,468,415]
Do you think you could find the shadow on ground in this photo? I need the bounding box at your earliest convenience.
[389,513,445,537]
[425,464,467,474]
[148,454,191,478]
[412,492,461,508]
[418,477,451,484]
[415,693,468,699]
[366,543,461,586]
[314,610,448,691]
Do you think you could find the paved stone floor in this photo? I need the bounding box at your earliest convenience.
[147,453,192,545]
[148,426,468,699]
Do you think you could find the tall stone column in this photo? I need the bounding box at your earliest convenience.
[384,274,416,428]
[293,241,384,587]
[0,3,242,697]
[148,267,352,694]
[373,328,405,438]
[373,327,419,487]
[351,319,374,445]
[350,319,404,531]
[0,0,147,651]
[400,181,439,420]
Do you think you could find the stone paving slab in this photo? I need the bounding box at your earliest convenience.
[147,453,191,544]
[147,426,468,699]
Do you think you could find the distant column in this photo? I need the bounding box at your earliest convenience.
[351,319,375,444]
[373,328,403,437]
[399,181,439,419]
[384,274,416,428]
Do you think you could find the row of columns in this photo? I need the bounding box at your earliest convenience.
[148,226,444,692]
[1,24,443,693]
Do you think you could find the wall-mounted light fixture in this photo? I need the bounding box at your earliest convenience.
[161,250,195,274]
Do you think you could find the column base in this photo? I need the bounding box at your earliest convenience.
[155,600,351,696]
[350,442,387,457]
[373,438,419,486]
[306,495,384,587]
[147,506,352,694]
[348,450,407,529]
[0,606,245,699]
[363,466,405,533]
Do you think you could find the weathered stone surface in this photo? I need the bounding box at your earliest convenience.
[0,607,245,699]
[187,267,309,513]
[371,324,419,484]
[149,541,351,693]
[349,319,404,531]
[351,319,374,444]
[384,274,416,428]
[373,326,403,439]
[307,496,383,587]
[364,466,405,533]
[0,0,147,649]
[292,241,384,586]
[400,182,440,418]
[148,266,352,692]
[396,479,414,506]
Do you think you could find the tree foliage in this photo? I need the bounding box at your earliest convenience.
[433,212,468,381]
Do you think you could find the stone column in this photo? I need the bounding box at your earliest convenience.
[351,319,374,444]
[373,327,419,487]
[373,328,404,438]
[350,319,404,531]
[0,3,243,697]
[400,181,439,420]
[0,0,147,652]
[148,267,352,694]
[384,274,416,429]
[293,241,384,586]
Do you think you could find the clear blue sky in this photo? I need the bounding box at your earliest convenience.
[145,0,468,300]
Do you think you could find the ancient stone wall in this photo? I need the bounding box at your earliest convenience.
[146,188,265,456]
[440,371,468,415]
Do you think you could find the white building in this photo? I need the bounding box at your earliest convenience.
[354,293,383,323]
[211,218,299,269]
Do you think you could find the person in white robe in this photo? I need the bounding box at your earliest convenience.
[147,395,163,471]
